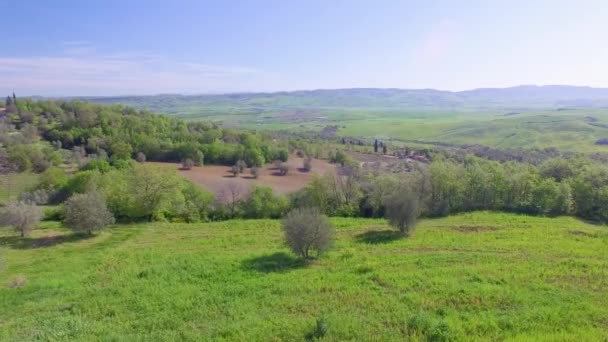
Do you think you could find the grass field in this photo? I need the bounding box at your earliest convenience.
[172,108,608,153]
[1,212,607,340]
[87,91,608,153]
[0,173,38,205]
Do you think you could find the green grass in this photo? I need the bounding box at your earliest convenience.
[0,173,38,204]
[1,212,607,340]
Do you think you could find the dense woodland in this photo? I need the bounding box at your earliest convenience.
[2,96,608,227]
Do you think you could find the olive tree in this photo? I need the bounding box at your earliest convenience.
[182,158,194,170]
[279,163,289,176]
[135,152,146,163]
[0,201,42,237]
[384,190,420,235]
[303,157,313,172]
[250,166,259,179]
[282,207,333,259]
[63,191,115,235]
[236,159,247,173]
[230,164,240,177]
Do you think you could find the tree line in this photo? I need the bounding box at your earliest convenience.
[1,97,289,172]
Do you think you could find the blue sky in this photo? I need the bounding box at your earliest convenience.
[2,0,608,96]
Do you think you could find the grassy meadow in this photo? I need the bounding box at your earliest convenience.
[156,106,608,153]
[1,212,607,340]
[0,173,38,205]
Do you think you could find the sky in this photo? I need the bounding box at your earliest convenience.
[2,0,608,96]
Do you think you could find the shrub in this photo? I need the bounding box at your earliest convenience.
[384,189,420,235]
[193,150,204,166]
[303,157,312,172]
[250,166,259,179]
[242,186,288,219]
[330,149,347,165]
[111,159,132,170]
[306,315,328,340]
[277,149,289,162]
[236,159,247,173]
[230,165,240,177]
[37,167,68,192]
[43,206,64,221]
[82,159,111,173]
[182,158,194,170]
[110,141,132,161]
[0,201,42,237]
[135,152,146,163]
[18,189,50,205]
[279,163,289,176]
[63,191,115,235]
[282,207,333,258]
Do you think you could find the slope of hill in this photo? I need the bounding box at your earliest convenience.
[1,212,606,340]
[82,85,608,114]
[72,86,608,153]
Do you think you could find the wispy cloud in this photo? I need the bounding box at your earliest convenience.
[0,45,281,96]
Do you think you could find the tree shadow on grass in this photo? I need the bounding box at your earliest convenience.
[354,230,404,244]
[0,233,95,250]
[241,252,307,273]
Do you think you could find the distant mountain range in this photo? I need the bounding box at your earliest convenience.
[77,85,608,113]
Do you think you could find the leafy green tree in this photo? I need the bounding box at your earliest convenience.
[110,141,133,161]
[82,159,111,173]
[242,186,288,219]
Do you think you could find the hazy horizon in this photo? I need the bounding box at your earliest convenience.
[2,0,608,96]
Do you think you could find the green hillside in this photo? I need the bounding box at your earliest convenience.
[1,212,606,340]
[80,87,608,152]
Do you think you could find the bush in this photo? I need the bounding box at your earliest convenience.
[0,201,42,237]
[242,186,288,219]
[250,166,259,179]
[18,189,50,205]
[303,157,312,172]
[230,165,240,177]
[282,207,333,258]
[135,152,146,163]
[279,163,289,176]
[182,158,194,170]
[277,149,289,162]
[63,191,115,235]
[43,206,64,221]
[37,167,68,192]
[82,159,111,173]
[384,189,420,235]
[236,159,247,173]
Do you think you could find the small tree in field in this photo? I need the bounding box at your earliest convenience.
[0,201,42,237]
[182,158,194,170]
[282,207,334,259]
[303,157,313,172]
[63,191,115,235]
[236,159,247,173]
[279,163,289,176]
[135,152,146,163]
[384,190,419,235]
[230,165,240,177]
[250,166,259,179]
